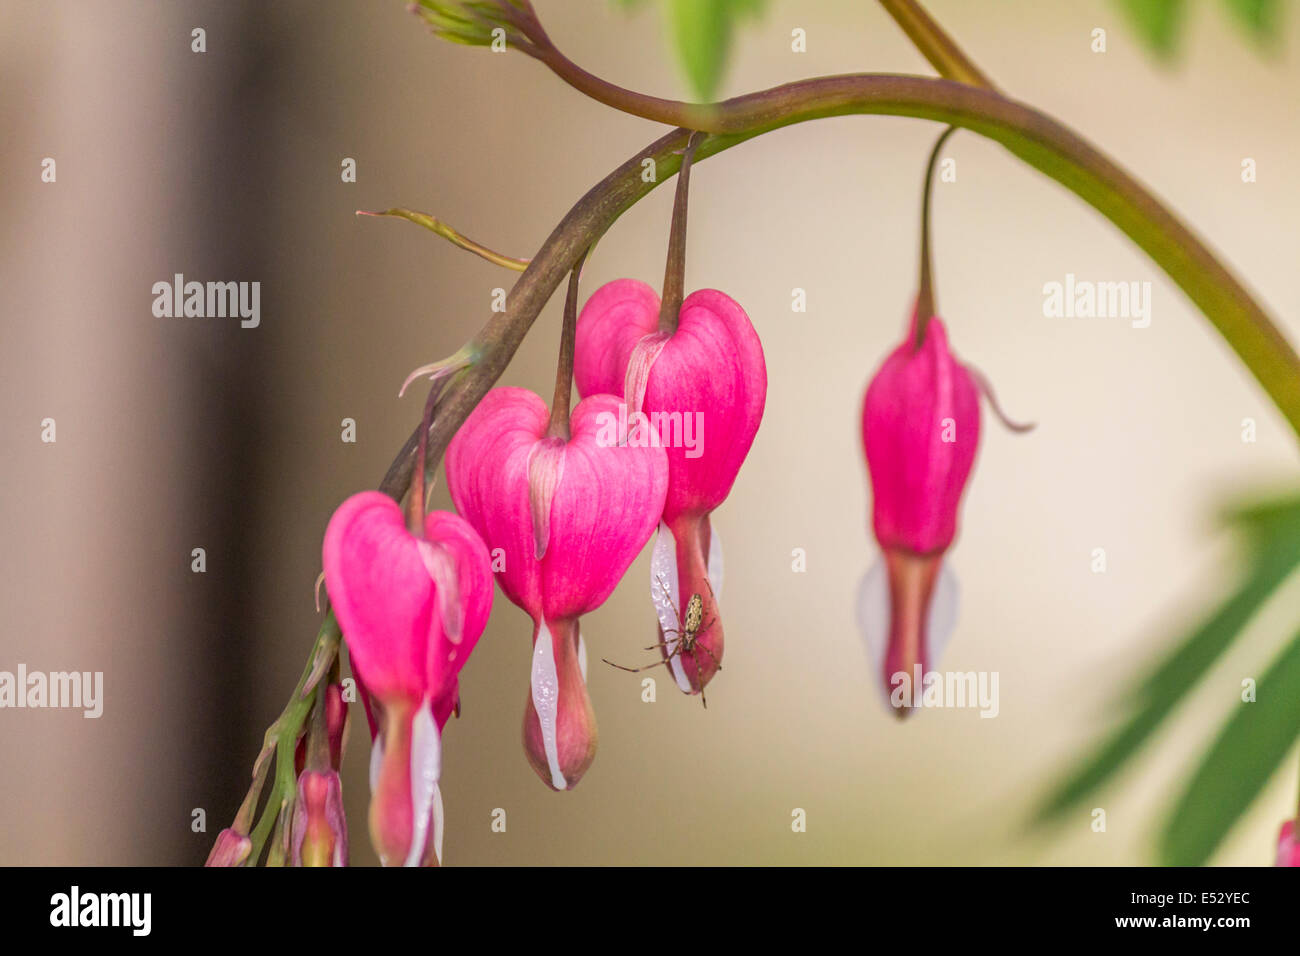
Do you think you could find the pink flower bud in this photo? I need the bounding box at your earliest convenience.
[859,309,979,716]
[291,770,348,867]
[446,387,668,788]
[1276,820,1300,866]
[205,827,252,867]
[573,279,766,693]
[295,682,351,774]
[322,494,494,865]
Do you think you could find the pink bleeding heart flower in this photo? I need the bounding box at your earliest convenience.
[1277,820,1300,866]
[858,305,1027,716]
[323,493,493,865]
[574,278,766,696]
[446,386,667,790]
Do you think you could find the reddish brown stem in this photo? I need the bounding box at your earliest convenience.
[547,249,589,440]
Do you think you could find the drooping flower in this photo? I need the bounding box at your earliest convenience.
[858,128,1030,717]
[1277,820,1300,866]
[858,305,1028,716]
[859,308,978,715]
[573,279,766,697]
[322,494,493,865]
[446,386,668,789]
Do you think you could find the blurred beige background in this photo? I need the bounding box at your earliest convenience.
[2,0,1298,865]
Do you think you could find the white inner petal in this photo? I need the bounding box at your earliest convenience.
[650,521,693,693]
[530,619,567,791]
[578,631,588,683]
[404,700,441,868]
[856,554,961,708]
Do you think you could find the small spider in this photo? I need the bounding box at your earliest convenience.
[603,574,720,707]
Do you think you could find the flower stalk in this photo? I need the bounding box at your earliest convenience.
[658,131,705,335]
[914,125,957,348]
[546,250,589,441]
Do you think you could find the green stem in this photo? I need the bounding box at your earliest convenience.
[914,125,957,346]
[658,131,705,334]
[877,0,997,89]
[241,612,341,865]
[376,77,1300,507]
[547,249,589,440]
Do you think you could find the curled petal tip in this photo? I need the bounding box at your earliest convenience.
[313,570,326,613]
[967,363,1035,434]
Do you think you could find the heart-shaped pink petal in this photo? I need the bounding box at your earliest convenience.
[446,387,668,623]
[322,491,493,706]
[574,278,766,525]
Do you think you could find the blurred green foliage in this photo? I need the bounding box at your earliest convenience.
[615,0,1283,100]
[1036,493,1300,864]
[1118,0,1280,58]
[614,0,765,100]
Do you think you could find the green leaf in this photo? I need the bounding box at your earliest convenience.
[1159,627,1300,865]
[664,0,764,101]
[1033,551,1297,823]
[667,0,731,101]
[1115,0,1188,58]
[1223,0,1281,47]
[1033,495,1300,824]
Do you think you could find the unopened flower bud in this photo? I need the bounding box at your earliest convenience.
[290,770,348,867]
[205,827,252,867]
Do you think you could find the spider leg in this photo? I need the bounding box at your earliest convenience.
[691,650,709,709]
[601,657,672,674]
[695,640,722,673]
[643,629,681,651]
